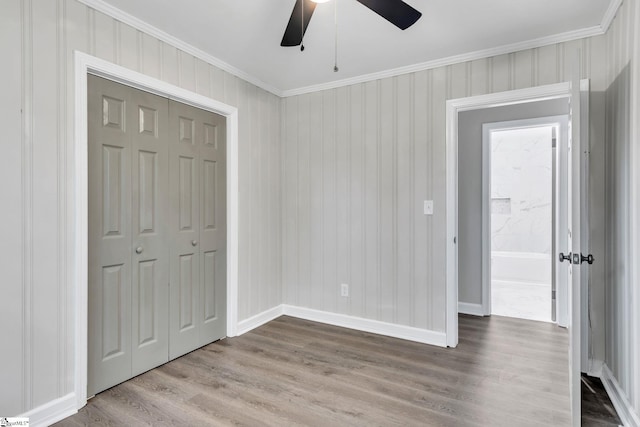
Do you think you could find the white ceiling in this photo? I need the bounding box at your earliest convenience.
[93,0,615,95]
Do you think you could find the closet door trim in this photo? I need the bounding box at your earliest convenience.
[74,52,239,407]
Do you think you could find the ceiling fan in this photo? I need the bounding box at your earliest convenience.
[280,0,422,47]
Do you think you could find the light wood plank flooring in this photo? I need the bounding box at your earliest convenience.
[56,314,570,426]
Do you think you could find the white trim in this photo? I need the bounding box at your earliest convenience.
[282,27,604,97]
[482,116,569,318]
[73,51,240,410]
[491,279,554,288]
[75,0,618,98]
[587,358,604,378]
[446,83,573,352]
[231,304,449,347]
[490,250,554,259]
[20,392,77,427]
[458,302,485,317]
[481,122,492,315]
[445,94,459,347]
[236,305,284,336]
[75,0,282,97]
[73,52,89,410]
[226,111,240,338]
[629,0,640,413]
[282,305,447,347]
[601,0,624,33]
[601,364,640,427]
[448,83,571,113]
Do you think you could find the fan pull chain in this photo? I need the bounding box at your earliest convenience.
[333,0,339,72]
[301,0,305,51]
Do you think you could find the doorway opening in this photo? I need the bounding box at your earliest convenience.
[484,120,564,323]
[445,79,591,426]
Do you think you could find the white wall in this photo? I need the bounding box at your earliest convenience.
[491,127,553,255]
[281,78,446,331]
[0,0,281,418]
[604,0,640,421]
[282,38,607,335]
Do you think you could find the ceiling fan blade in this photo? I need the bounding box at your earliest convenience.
[356,0,422,30]
[281,0,317,47]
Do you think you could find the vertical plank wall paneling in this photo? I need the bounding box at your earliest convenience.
[0,0,281,417]
[604,0,640,417]
[335,86,349,315]
[0,0,24,414]
[21,0,35,413]
[281,38,607,335]
[32,0,61,406]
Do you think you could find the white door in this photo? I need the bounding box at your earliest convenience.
[88,75,170,396]
[563,65,591,425]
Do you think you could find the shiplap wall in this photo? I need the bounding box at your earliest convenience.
[604,0,640,417]
[0,0,281,417]
[281,38,608,335]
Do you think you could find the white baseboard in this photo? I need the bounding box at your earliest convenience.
[458,302,485,316]
[236,305,284,336]
[282,305,447,348]
[20,392,77,427]
[491,279,551,288]
[601,364,640,427]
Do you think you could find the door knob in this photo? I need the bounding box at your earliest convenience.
[580,253,594,265]
[135,246,143,254]
[559,252,571,263]
[191,240,198,246]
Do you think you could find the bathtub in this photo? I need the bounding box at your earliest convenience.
[491,251,552,286]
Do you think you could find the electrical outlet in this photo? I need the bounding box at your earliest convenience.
[341,283,349,297]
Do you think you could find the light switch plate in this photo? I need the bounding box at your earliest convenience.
[424,200,434,215]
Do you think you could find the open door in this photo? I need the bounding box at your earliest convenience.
[561,53,592,425]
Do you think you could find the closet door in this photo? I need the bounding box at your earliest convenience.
[168,102,201,358]
[197,104,226,346]
[169,101,226,359]
[88,75,169,396]
[130,89,170,377]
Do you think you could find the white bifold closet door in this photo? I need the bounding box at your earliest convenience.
[88,75,226,397]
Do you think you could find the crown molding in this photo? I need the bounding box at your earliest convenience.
[601,0,624,33]
[77,0,622,99]
[281,25,605,97]
[76,0,284,97]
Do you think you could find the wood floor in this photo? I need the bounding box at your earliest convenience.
[56,314,570,426]
[581,374,623,426]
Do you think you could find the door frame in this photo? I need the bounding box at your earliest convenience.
[445,82,573,348]
[481,115,569,322]
[73,52,240,409]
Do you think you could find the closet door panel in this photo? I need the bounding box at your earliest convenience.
[89,75,171,394]
[130,89,170,376]
[169,102,201,359]
[88,75,133,396]
[198,110,227,344]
